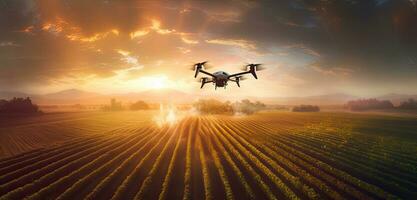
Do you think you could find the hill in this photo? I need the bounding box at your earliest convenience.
[34,89,105,105]
[258,93,357,105]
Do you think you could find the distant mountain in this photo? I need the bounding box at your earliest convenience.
[34,89,105,104]
[43,89,100,99]
[258,93,358,105]
[47,89,95,96]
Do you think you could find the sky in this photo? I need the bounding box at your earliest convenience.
[0,0,417,98]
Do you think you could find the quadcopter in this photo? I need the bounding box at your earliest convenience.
[192,61,264,89]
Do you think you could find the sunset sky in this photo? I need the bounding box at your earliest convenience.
[1,0,417,98]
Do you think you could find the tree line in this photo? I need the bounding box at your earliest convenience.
[193,99,266,115]
[345,98,417,111]
[0,97,39,114]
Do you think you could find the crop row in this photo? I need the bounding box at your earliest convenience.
[241,119,401,199]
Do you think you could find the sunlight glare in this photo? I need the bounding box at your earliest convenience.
[143,76,168,89]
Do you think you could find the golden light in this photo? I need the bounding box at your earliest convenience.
[142,76,169,89]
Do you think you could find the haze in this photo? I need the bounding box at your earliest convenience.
[1,0,417,98]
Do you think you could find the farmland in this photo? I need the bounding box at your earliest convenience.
[0,111,416,199]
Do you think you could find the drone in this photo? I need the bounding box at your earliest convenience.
[192,61,264,89]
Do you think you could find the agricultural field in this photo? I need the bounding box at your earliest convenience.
[0,111,416,199]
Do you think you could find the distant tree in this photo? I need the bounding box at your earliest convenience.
[398,99,417,109]
[292,105,320,112]
[193,99,234,114]
[194,99,267,115]
[102,98,123,111]
[72,104,86,109]
[0,97,39,113]
[233,99,266,114]
[345,99,394,111]
[130,100,150,110]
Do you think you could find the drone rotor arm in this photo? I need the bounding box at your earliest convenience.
[199,69,216,78]
[228,71,251,78]
[200,78,213,89]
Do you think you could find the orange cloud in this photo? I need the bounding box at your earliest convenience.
[129,19,174,39]
[42,23,64,35]
[18,25,35,34]
[40,18,119,42]
[116,49,141,69]
[151,19,174,34]
[66,30,118,43]
[181,37,199,44]
[130,30,149,39]
[111,29,119,36]
[205,39,256,50]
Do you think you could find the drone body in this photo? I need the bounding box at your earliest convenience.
[192,62,264,89]
[211,71,229,87]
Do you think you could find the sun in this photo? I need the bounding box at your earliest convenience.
[144,76,168,89]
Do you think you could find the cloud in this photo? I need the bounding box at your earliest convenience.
[67,29,119,42]
[42,21,65,35]
[129,19,174,39]
[1,0,417,95]
[177,47,191,54]
[311,63,354,76]
[17,25,36,34]
[116,49,142,68]
[0,41,19,47]
[130,30,149,39]
[181,37,199,44]
[150,19,174,34]
[38,18,121,43]
[205,39,256,50]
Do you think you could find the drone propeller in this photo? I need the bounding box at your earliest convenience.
[191,61,211,78]
[240,63,264,79]
[235,76,247,87]
[196,61,208,67]
[242,63,264,71]
[254,64,266,71]
[189,61,207,68]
